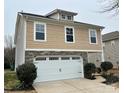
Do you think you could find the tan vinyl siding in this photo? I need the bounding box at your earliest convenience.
[49,13,59,19]
[26,20,102,50]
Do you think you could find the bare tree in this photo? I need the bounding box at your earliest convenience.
[4,35,15,70]
[99,0,119,15]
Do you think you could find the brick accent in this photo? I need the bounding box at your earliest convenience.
[25,51,88,65]
[87,52,102,67]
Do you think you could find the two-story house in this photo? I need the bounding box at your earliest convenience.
[14,9,104,82]
[102,31,119,68]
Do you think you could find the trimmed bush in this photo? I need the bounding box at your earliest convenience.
[100,61,113,72]
[102,73,119,84]
[106,75,119,84]
[84,63,96,79]
[96,67,101,73]
[16,63,37,89]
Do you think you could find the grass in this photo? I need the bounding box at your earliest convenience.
[4,69,37,93]
[4,69,20,89]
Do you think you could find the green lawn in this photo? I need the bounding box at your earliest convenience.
[4,70,20,89]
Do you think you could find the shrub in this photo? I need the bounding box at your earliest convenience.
[16,63,37,89]
[100,61,113,72]
[84,63,96,79]
[4,56,10,69]
[96,67,101,73]
[4,61,10,69]
[106,75,119,84]
[102,73,119,84]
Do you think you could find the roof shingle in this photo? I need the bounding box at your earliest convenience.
[102,31,119,42]
[18,12,104,28]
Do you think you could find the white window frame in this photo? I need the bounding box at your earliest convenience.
[35,57,47,61]
[65,26,75,43]
[34,21,47,42]
[89,29,97,44]
[67,15,72,20]
[61,15,73,21]
[62,14,66,20]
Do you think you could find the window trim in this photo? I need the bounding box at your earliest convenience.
[34,21,47,42]
[67,15,72,20]
[49,57,59,60]
[61,15,73,21]
[35,57,46,61]
[89,29,97,44]
[61,57,70,60]
[62,14,66,20]
[65,26,75,43]
[72,57,80,60]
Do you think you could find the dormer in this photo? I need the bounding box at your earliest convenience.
[45,9,77,21]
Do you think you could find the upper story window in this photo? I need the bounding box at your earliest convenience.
[89,29,97,44]
[34,22,46,41]
[67,16,72,20]
[61,14,73,21]
[65,26,75,43]
[62,15,66,19]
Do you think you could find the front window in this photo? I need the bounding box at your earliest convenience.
[34,22,46,41]
[65,27,75,43]
[89,29,97,44]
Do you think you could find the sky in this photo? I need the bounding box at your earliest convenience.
[4,0,119,36]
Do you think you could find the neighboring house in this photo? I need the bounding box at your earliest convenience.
[14,9,104,82]
[102,31,119,68]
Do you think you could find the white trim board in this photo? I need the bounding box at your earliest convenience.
[34,21,47,42]
[100,29,105,62]
[89,29,98,44]
[25,48,102,52]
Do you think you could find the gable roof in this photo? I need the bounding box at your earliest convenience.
[18,12,104,28]
[102,31,119,42]
[45,9,78,17]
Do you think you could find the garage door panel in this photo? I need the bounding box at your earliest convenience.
[36,73,82,82]
[38,68,60,74]
[37,65,81,74]
[62,67,81,73]
[34,55,83,82]
[37,66,81,75]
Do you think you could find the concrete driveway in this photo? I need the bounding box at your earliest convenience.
[33,78,118,93]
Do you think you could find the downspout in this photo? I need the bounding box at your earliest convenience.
[100,29,105,62]
[87,52,89,63]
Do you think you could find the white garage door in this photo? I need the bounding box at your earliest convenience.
[34,55,84,82]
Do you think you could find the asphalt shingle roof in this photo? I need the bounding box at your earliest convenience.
[102,31,119,42]
[18,12,104,28]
